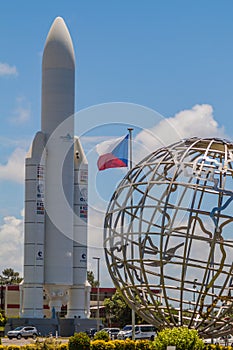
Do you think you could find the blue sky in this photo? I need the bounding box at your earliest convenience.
[1,0,233,285]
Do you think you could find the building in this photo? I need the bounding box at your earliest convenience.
[1,285,117,320]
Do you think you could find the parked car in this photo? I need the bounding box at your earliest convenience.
[217,335,233,346]
[117,324,156,340]
[85,328,97,338]
[102,327,120,339]
[7,326,38,340]
[85,326,105,338]
[203,337,218,344]
[204,335,233,346]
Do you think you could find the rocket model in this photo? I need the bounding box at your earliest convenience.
[20,17,90,319]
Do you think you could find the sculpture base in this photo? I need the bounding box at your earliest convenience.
[5,317,102,337]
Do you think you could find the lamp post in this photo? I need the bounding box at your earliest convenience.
[193,278,198,307]
[93,257,100,331]
[128,128,136,340]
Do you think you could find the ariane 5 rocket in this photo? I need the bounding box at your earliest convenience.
[20,17,90,319]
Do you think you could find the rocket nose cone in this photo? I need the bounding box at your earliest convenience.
[42,16,75,70]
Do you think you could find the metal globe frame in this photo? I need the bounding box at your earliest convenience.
[104,137,233,337]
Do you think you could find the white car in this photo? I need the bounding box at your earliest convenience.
[204,335,233,346]
[117,324,156,340]
[7,326,38,340]
[204,338,218,344]
[217,335,233,346]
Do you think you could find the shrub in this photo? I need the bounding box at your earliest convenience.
[112,340,125,350]
[124,339,135,350]
[59,344,68,350]
[23,345,37,350]
[6,346,21,350]
[94,331,110,342]
[69,332,91,350]
[91,340,106,350]
[205,345,217,350]
[32,337,62,349]
[135,340,151,350]
[152,327,204,350]
[104,341,115,350]
[23,345,38,350]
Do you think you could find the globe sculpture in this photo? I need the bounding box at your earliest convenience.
[104,137,233,337]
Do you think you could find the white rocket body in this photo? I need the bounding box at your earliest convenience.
[21,17,89,319]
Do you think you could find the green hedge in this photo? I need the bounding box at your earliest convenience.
[91,340,110,350]
[135,340,151,350]
[0,344,69,350]
[112,340,125,350]
[0,336,232,350]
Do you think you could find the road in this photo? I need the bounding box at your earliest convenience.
[1,337,69,347]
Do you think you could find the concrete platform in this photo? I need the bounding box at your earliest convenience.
[5,318,100,337]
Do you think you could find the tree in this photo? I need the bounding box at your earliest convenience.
[0,311,6,326]
[0,268,23,285]
[103,290,143,327]
[87,270,98,287]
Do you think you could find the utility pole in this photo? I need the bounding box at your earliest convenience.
[93,257,100,331]
[128,127,135,340]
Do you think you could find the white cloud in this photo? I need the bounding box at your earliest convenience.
[88,206,106,250]
[87,205,114,286]
[0,148,25,183]
[0,214,23,275]
[0,136,31,150]
[11,97,31,124]
[167,104,225,139]
[0,62,18,76]
[81,135,114,146]
[134,104,226,163]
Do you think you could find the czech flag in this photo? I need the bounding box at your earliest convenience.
[96,135,129,171]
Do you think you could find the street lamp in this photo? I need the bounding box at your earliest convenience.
[93,257,100,331]
[193,278,198,305]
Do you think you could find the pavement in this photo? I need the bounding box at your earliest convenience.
[1,336,69,347]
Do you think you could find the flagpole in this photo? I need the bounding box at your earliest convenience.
[127,127,135,340]
[128,128,133,171]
